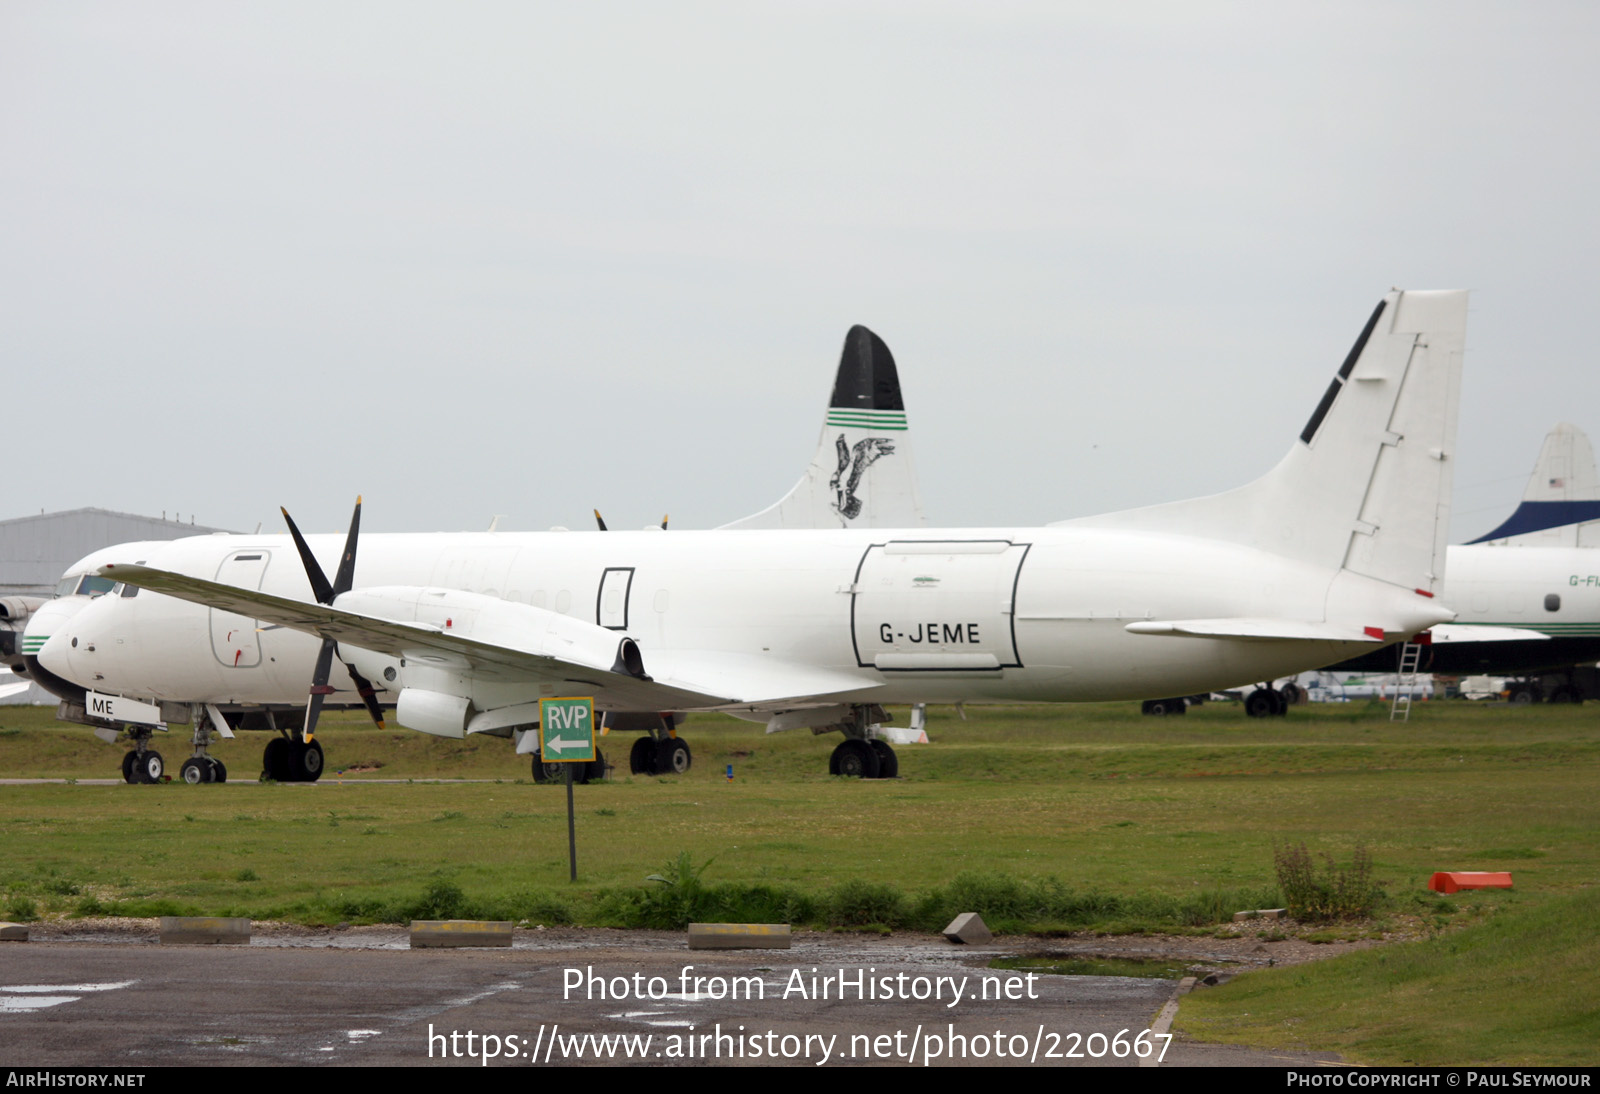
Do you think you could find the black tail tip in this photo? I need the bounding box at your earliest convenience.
[831,325,904,411]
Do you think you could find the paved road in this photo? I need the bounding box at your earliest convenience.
[0,928,1338,1067]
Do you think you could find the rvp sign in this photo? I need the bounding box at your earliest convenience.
[538,697,596,763]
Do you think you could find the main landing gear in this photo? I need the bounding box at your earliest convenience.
[827,704,898,779]
[532,750,607,784]
[263,732,324,782]
[613,712,691,777]
[1244,685,1291,717]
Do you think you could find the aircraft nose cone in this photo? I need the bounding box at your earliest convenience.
[25,598,89,681]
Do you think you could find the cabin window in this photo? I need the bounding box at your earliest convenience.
[1545,594,1561,612]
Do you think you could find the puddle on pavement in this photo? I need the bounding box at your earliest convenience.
[990,954,1229,980]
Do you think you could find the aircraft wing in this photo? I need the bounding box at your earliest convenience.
[1124,619,1388,642]
[98,563,876,710]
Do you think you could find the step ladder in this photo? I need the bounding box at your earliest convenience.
[1390,641,1423,721]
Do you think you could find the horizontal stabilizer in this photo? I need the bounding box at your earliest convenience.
[1428,624,1550,644]
[1125,619,1389,643]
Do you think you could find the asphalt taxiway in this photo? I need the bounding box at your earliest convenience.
[0,926,1339,1067]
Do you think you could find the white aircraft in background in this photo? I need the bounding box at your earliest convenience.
[1323,421,1600,703]
[26,325,927,783]
[1466,422,1600,547]
[27,290,1467,784]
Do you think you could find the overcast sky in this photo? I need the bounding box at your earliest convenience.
[4,2,1596,540]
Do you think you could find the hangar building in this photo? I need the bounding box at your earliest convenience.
[0,508,235,703]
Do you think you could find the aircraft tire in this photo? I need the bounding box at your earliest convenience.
[263,737,290,781]
[137,750,164,784]
[208,758,228,783]
[180,757,210,785]
[121,750,138,784]
[629,737,657,775]
[1549,685,1581,704]
[1244,689,1278,718]
[1509,687,1537,706]
[535,759,586,783]
[656,738,691,775]
[1142,698,1187,716]
[294,739,325,783]
[868,739,898,779]
[831,739,880,779]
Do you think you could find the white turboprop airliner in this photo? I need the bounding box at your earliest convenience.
[27,324,927,784]
[26,290,1467,784]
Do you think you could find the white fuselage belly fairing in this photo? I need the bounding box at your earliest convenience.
[45,526,1442,712]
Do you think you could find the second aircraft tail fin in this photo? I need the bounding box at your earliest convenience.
[1467,422,1600,544]
[722,325,926,529]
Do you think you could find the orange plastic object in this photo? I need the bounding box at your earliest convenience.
[1429,871,1513,893]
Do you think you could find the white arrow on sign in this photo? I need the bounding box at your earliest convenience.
[545,735,585,754]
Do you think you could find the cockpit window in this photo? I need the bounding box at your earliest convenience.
[75,575,117,598]
[119,583,139,598]
[55,576,79,598]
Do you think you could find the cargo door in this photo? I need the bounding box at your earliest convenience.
[850,540,1030,671]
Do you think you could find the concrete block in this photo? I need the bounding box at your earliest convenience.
[942,912,992,945]
[687,923,792,950]
[410,920,514,948]
[1232,908,1287,922]
[0,922,29,942]
[159,916,251,945]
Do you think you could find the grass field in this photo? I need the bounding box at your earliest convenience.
[2,697,1597,1064]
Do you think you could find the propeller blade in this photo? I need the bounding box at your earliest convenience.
[661,514,669,530]
[594,509,608,532]
[304,638,337,742]
[283,496,371,743]
[331,496,362,597]
[345,662,386,729]
[281,507,334,605]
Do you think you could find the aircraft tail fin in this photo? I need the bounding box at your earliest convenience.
[1058,290,1468,595]
[721,325,926,529]
[1467,423,1600,544]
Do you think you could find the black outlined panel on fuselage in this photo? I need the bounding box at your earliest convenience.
[850,540,1030,671]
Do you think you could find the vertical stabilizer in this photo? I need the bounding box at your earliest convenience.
[1057,290,1468,596]
[722,326,926,529]
[1467,423,1600,545]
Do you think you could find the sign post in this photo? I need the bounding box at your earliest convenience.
[539,697,596,882]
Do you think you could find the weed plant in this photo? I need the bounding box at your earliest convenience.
[1273,841,1377,921]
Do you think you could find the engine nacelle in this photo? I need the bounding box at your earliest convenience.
[334,585,650,733]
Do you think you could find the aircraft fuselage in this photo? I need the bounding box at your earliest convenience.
[35,525,1448,715]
